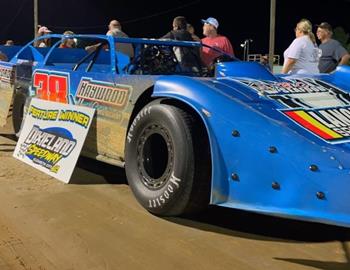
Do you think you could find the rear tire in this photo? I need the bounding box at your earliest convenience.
[12,92,26,134]
[125,102,210,216]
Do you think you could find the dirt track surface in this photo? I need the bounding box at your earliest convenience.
[1,124,350,270]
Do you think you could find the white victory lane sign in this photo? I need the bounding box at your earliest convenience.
[13,98,95,183]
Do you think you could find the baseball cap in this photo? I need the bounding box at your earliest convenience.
[201,17,219,29]
[316,22,333,32]
[38,26,52,34]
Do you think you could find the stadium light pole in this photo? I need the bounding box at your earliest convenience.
[269,0,276,70]
[34,0,38,38]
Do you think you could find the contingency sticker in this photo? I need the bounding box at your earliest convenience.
[283,107,350,143]
[0,63,15,126]
[237,78,350,144]
[13,98,95,183]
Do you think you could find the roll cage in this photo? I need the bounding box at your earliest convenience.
[11,34,237,76]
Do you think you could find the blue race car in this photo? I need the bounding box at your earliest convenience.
[2,33,350,227]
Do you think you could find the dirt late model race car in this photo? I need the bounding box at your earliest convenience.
[1,34,350,228]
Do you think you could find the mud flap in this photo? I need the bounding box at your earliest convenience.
[0,62,16,127]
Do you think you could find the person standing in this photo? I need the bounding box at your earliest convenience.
[187,23,201,41]
[4,40,14,46]
[282,19,320,74]
[161,16,201,71]
[162,16,193,41]
[35,26,52,47]
[86,19,134,58]
[316,22,350,73]
[106,19,134,58]
[59,31,76,48]
[200,17,234,68]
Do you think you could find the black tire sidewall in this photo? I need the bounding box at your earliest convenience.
[12,92,27,134]
[125,103,195,215]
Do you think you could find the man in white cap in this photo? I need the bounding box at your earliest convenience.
[201,17,234,68]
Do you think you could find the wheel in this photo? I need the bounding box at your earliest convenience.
[125,102,210,216]
[12,92,27,134]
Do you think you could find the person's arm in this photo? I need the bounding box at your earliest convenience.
[161,31,173,40]
[85,43,100,53]
[333,42,350,66]
[339,53,350,66]
[282,58,297,74]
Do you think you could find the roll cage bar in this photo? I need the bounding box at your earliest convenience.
[11,34,239,74]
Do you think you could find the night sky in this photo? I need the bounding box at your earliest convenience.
[2,0,350,59]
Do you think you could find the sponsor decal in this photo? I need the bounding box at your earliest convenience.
[0,65,15,84]
[283,107,350,143]
[32,70,70,103]
[21,125,76,172]
[238,78,350,109]
[236,78,350,144]
[76,77,131,108]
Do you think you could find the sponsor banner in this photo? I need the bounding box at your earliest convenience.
[0,64,15,126]
[13,98,95,183]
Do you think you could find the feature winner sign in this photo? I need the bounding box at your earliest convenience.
[13,98,95,183]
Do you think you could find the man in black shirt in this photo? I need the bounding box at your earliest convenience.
[161,16,201,72]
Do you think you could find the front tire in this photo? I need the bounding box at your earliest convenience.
[125,102,210,216]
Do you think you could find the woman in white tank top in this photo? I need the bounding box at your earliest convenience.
[282,19,321,74]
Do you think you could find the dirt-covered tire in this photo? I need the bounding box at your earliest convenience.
[12,92,26,134]
[125,102,210,216]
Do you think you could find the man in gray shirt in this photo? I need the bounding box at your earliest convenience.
[316,22,350,73]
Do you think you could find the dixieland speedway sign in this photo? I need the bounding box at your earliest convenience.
[13,98,95,183]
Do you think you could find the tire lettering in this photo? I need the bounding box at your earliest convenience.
[127,106,152,143]
[146,173,182,209]
[164,190,169,199]
[169,172,181,188]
